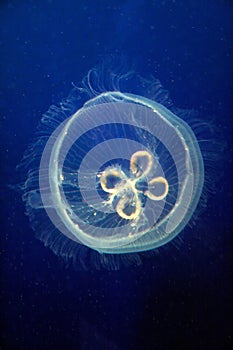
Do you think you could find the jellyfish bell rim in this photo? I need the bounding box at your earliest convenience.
[38,90,204,253]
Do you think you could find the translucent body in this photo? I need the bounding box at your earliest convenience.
[35,91,204,254]
[18,68,207,270]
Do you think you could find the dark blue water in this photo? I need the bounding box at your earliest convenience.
[1,1,232,349]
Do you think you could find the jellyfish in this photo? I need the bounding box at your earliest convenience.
[19,67,205,269]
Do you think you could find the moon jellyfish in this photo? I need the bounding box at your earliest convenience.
[19,68,204,269]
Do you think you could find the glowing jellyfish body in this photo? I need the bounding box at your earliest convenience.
[20,73,204,268]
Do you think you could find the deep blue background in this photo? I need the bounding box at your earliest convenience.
[0,1,232,349]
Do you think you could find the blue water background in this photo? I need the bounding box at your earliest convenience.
[1,1,232,349]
